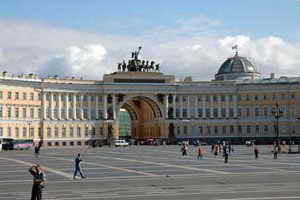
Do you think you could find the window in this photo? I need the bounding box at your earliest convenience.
[255,125,260,133]
[8,91,12,99]
[62,142,66,146]
[38,93,41,100]
[263,95,267,100]
[23,127,27,137]
[246,108,250,117]
[91,127,96,136]
[70,141,74,146]
[247,125,251,134]
[85,127,89,137]
[15,107,19,118]
[229,108,234,117]
[205,108,210,118]
[38,128,42,137]
[221,108,226,117]
[0,91,2,99]
[254,95,258,101]
[47,142,52,146]
[0,127,3,136]
[23,92,27,100]
[77,127,81,137]
[182,108,187,118]
[176,109,180,118]
[47,128,51,138]
[214,126,218,135]
[177,127,180,135]
[264,125,269,132]
[198,108,203,118]
[23,108,27,118]
[199,126,203,134]
[8,127,12,137]
[55,127,59,137]
[198,96,202,102]
[15,127,19,138]
[205,96,210,102]
[62,128,66,137]
[255,107,259,117]
[291,93,295,99]
[229,95,233,102]
[264,106,268,117]
[207,126,211,135]
[77,141,82,146]
[0,105,2,118]
[230,126,234,134]
[30,93,34,100]
[213,96,217,102]
[183,126,188,135]
[238,125,242,133]
[8,107,12,118]
[213,108,218,118]
[221,95,225,102]
[237,108,242,117]
[222,126,226,134]
[55,142,59,146]
[38,108,41,118]
[70,127,74,137]
[15,92,19,100]
[30,108,34,118]
[246,94,250,101]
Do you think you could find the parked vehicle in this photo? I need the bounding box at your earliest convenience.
[114,140,129,147]
[1,138,33,150]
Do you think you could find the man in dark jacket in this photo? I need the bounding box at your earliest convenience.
[73,153,86,179]
[29,164,46,200]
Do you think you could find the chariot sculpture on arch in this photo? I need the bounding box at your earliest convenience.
[117,46,160,72]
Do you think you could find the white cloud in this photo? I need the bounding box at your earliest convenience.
[0,18,300,81]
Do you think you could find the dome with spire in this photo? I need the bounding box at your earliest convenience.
[215,52,260,81]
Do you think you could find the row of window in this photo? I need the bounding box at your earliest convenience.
[0,126,102,138]
[46,108,104,120]
[45,94,104,102]
[170,93,296,103]
[176,124,283,136]
[0,91,39,101]
[0,106,40,119]
[47,141,89,146]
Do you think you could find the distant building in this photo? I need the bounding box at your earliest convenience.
[0,49,299,146]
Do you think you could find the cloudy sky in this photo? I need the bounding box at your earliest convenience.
[0,0,300,81]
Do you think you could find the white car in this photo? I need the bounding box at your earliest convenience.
[114,140,129,147]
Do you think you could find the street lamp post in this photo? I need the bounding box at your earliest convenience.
[271,103,283,148]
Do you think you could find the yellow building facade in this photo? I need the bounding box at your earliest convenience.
[0,52,299,146]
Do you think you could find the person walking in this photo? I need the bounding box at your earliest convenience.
[274,145,279,159]
[181,144,187,156]
[254,146,259,159]
[29,164,46,200]
[197,146,204,160]
[224,149,229,163]
[73,153,86,179]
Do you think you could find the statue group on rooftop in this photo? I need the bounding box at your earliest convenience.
[117,46,160,72]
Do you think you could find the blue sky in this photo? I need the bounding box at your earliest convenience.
[0,0,299,80]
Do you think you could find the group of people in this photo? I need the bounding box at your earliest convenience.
[29,150,86,199]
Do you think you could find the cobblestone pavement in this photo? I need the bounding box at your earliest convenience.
[1,145,300,200]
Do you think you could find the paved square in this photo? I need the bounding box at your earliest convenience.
[1,145,300,200]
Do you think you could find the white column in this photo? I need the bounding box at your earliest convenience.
[187,95,190,118]
[95,95,99,119]
[43,93,47,119]
[73,94,76,119]
[112,95,116,120]
[180,96,183,118]
[80,94,84,119]
[218,95,222,118]
[50,93,54,119]
[226,95,229,118]
[165,94,169,119]
[195,95,198,119]
[58,93,62,120]
[210,95,213,118]
[104,95,108,119]
[202,95,206,118]
[173,95,176,119]
[233,95,237,118]
[88,95,91,120]
[65,94,69,120]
